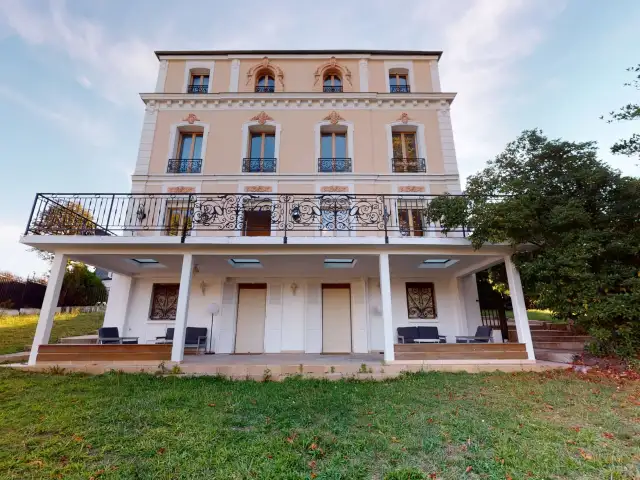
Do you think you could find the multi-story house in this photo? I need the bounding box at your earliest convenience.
[22,50,535,368]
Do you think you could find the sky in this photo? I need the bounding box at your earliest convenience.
[0,0,638,277]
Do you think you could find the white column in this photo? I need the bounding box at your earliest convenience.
[229,59,240,92]
[171,253,194,362]
[504,255,535,360]
[102,274,133,333]
[379,253,394,362]
[28,253,67,365]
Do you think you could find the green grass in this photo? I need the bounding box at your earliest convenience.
[506,309,560,323]
[0,370,638,479]
[0,312,104,355]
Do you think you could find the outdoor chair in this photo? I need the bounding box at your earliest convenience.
[397,326,446,344]
[455,326,493,343]
[156,327,208,354]
[97,327,138,345]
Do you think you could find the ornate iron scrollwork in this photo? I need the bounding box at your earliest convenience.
[406,282,437,319]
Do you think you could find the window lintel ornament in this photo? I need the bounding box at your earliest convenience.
[321,186,349,193]
[397,112,411,124]
[314,56,352,86]
[323,111,346,125]
[399,186,425,193]
[183,113,200,124]
[246,56,284,88]
[167,186,196,194]
[244,186,273,193]
[250,111,274,125]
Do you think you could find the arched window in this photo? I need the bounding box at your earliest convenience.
[255,73,275,93]
[323,73,343,93]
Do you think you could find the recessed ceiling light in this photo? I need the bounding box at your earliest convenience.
[324,258,356,268]
[419,259,459,269]
[422,259,451,264]
[131,258,159,265]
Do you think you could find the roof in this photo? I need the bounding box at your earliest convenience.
[155,49,443,60]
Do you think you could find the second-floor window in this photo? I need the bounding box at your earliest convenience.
[389,73,410,93]
[319,132,350,172]
[188,74,209,94]
[391,131,425,172]
[323,74,343,93]
[245,132,276,172]
[256,74,275,93]
[168,132,203,173]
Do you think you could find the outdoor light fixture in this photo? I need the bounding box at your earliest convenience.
[136,204,147,222]
[291,205,301,223]
[290,282,298,295]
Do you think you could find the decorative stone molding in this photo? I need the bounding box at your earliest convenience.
[398,186,425,193]
[314,56,353,88]
[397,112,411,124]
[246,57,285,89]
[321,186,349,193]
[167,186,196,194]
[250,111,274,125]
[323,111,346,125]
[183,113,200,124]
[244,186,273,193]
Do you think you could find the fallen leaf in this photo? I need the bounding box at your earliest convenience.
[309,443,318,451]
[579,448,593,460]
[72,435,84,442]
[157,448,166,455]
[28,460,44,467]
[59,456,68,466]
[465,466,473,473]
[603,432,614,439]
[427,418,434,423]
[429,474,437,479]
[391,436,400,443]
[571,426,581,432]
[207,403,216,407]
[308,460,317,469]
[310,474,317,479]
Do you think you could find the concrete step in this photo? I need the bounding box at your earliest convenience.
[59,335,98,344]
[533,340,588,350]
[535,348,580,364]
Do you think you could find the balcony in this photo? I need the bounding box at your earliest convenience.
[242,158,277,173]
[391,158,426,173]
[24,193,475,242]
[323,86,343,93]
[390,85,411,93]
[187,84,208,94]
[167,159,203,174]
[318,158,352,173]
[255,86,275,93]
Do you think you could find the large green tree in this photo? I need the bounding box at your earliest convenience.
[59,262,108,307]
[603,64,639,163]
[430,130,640,357]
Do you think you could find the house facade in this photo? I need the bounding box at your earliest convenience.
[22,50,535,366]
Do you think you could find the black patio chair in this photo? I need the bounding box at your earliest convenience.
[417,326,447,343]
[455,326,493,343]
[156,327,207,354]
[156,327,174,344]
[397,326,446,343]
[97,327,138,344]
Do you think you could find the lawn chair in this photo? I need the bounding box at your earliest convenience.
[97,327,138,345]
[455,326,493,343]
[156,327,208,354]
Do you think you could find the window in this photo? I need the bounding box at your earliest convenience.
[389,73,410,93]
[168,131,203,173]
[406,282,436,319]
[150,284,179,320]
[245,132,276,172]
[323,74,342,93]
[392,131,424,172]
[319,131,350,172]
[188,73,209,93]
[165,204,193,236]
[397,200,425,237]
[256,73,275,92]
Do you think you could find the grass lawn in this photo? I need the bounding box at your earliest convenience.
[0,312,104,355]
[0,370,638,479]
[506,309,560,323]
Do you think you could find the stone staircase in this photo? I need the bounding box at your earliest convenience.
[508,321,590,363]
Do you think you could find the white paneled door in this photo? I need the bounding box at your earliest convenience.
[322,285,352,353]
[235,284,267,354]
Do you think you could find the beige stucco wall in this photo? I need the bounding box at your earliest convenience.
[161,57,438,93]
[147,109,445,176]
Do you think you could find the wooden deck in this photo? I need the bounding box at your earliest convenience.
[36,344,199,363]
[394,343,528,360]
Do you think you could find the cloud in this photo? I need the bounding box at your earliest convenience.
[0,83,118,148]
[76,75,92,89]
[0,225,49,278]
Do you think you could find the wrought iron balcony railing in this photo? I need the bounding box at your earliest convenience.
[255,86,275,93]
[242,158,277,173]
[167,159,203,174]
[391,157,426,173]
[318,158,352,173]
[323,86,343,93]
[187,84,208,94]
[390,85,411,93]
[24,193,477,243]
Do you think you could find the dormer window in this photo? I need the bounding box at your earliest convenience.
[255,73,275,93]
[323,74,343,93]
[188,72,209,94]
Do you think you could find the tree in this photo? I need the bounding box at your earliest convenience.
[434,130,640,357]
[603,64,639,163]
[59,262,107,307]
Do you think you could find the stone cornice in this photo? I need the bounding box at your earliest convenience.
[132,173,461,183]
[140,92,456,112]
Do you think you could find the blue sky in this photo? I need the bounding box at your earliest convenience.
[0,0,638,277]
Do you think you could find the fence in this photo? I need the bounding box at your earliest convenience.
[0,277,109,310]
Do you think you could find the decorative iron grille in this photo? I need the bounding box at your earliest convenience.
[406,282,437,319]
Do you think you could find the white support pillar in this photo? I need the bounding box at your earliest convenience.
[28,253,67,365]
[102,273,133,333]
[504,255,535,360]
[379,253,394,362]
[171,253,194,362]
